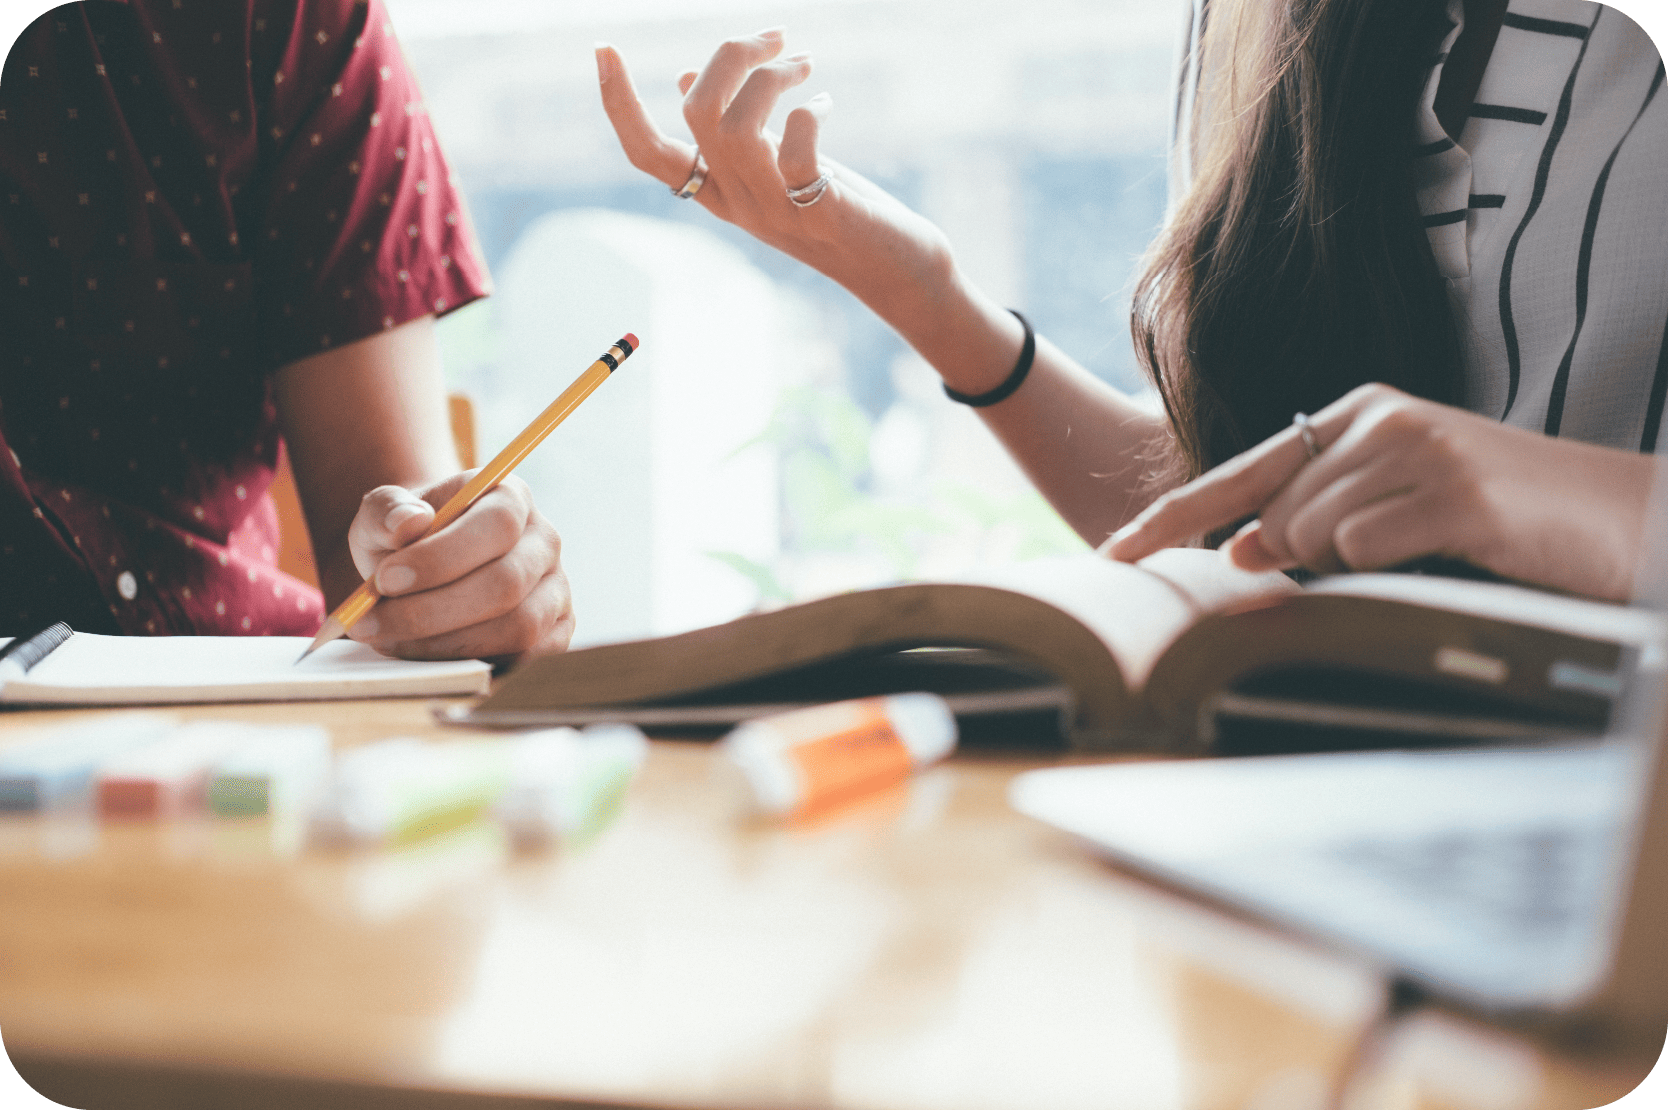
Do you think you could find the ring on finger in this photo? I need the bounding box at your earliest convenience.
[1292,411,1321,460]
[785,169,831,207]
[674,149,708,199]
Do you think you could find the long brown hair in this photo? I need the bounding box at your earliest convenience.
[1132,0,1465,485]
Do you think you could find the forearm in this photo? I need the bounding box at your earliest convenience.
[273,316,460,608]
[836,251,1174,545]
[978,333,1174,546]
[597,38,1173,543]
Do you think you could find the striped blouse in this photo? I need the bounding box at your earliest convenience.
[1173,0,1668,453]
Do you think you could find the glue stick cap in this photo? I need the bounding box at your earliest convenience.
[884,692,957,766]
[720,692,958,817]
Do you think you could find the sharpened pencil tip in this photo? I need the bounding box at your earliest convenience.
[296,615,348,665]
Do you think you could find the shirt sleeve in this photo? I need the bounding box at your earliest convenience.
[246,0,490,368]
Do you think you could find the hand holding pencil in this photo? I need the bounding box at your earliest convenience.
[300,334,638,665]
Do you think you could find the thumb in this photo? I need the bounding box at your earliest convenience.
[350,485,436,579]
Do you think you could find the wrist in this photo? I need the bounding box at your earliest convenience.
[942,310,1033,407]
[855,260,1026,396]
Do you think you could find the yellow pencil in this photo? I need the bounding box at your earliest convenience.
[296,333,640,664]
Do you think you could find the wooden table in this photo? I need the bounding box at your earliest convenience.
[0,700,1656,1110]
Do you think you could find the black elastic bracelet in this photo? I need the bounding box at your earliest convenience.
[943,309,1035,408]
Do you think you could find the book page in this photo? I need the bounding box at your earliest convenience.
[964,549,1297,688]
[2,634,489,704]
[1308,575,1666,645]
[468,549,1298,750]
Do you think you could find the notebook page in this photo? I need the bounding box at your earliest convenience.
[0,634,489,704]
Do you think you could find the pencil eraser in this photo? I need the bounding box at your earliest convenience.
[621,332,639,353]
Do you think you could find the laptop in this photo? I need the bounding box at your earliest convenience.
[1012,526,1668,1041]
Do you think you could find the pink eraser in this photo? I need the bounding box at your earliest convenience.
[621,333,639,353]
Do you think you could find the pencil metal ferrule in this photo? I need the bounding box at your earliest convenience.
[599,333,638,372]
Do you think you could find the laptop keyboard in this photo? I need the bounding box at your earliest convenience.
[1011,740,1645,1004]
[1180,817,1627,1000]
[1324,823,1613,938]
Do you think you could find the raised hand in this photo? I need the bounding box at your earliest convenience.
[595,28,1172,549]
[595,31,952,310]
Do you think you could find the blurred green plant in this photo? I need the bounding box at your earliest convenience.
[708,385,1085,603]
[702,551,794,606]
[932,479,1085,562]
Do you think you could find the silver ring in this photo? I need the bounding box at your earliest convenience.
[673,151,708,199]
[785,170,831,208]
[1293,412,1321,459]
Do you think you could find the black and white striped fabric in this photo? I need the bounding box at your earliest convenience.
[1172,0,1668,453]
[1420,0,1667,450]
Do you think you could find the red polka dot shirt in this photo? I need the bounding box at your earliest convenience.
[0,0,491,638]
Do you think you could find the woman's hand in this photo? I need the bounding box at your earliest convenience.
[345,474,574,664]
[595,27,1175,544]
[1102,384,1656,601]
[595,31,952,316]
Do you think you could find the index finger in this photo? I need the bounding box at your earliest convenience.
[1103,418,1328,562]
[596,44,695,187]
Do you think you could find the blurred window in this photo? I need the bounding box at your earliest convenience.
[388,0,1179,642]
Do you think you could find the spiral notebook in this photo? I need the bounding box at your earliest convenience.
[0,623,490,705]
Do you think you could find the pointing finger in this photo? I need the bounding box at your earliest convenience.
[1104,390,1379,561]
[1102,427,1317,562]
[596,43,693,187]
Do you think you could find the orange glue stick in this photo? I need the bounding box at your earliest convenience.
[721,693,956,817]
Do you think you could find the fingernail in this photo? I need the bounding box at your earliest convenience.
[756,26,785,40]
[1102,523,1145,561]
[1226,527,1280,570]
[784,51,811,64]
[378,564,417,595]
[353,613,379,639]
[385,502,426,533]
[594,43,613,83]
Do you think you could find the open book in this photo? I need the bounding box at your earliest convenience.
[444,550,1664,753]
[0,626,490,705]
